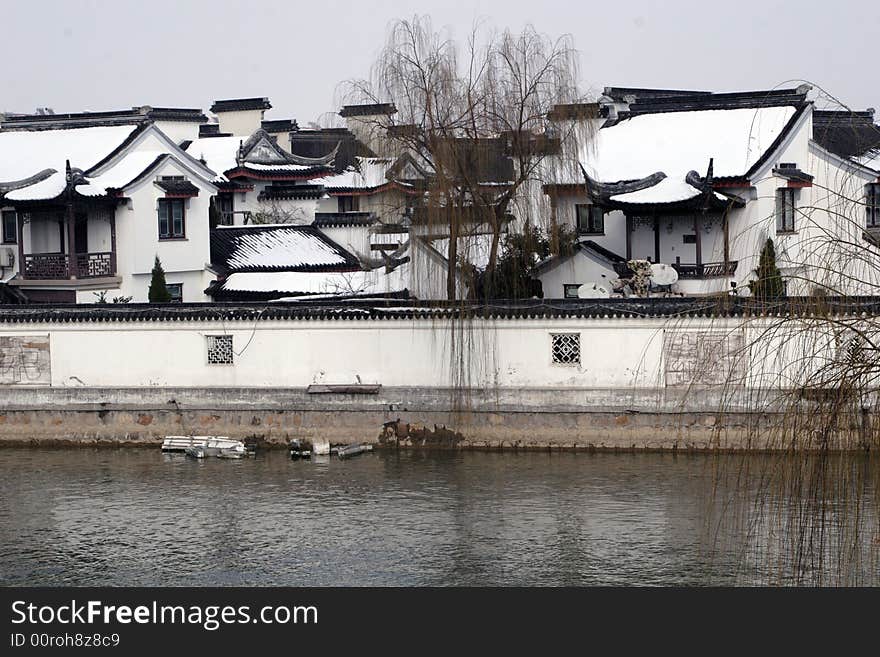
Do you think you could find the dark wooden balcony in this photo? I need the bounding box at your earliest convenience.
[23,252,115,280]
[612,260,738,280]
[672,261,738,279]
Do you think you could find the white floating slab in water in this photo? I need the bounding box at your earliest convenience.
[161,436,243,453]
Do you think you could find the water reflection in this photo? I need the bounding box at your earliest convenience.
[0,449,875,586]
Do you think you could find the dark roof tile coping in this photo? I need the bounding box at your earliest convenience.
[339,103,397,118]
[210,98,272,113]
[3,297,880,322]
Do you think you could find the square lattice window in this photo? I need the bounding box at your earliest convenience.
[551,333,580,365]
[206,335,234,365]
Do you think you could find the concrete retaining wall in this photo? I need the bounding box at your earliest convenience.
[0,386,872,451]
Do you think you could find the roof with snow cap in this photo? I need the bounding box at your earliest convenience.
[206,265,410,301]
[210,225,361,274]
[574,88,809,205]
[186,129,336,183]
[210,98,272,113]
[0,123,217,202]
[0,125,174,201]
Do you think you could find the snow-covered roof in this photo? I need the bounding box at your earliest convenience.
[312,157,395,190]
[0,125,140,200]
[210,225,360,273]
[241,162,315,172]
[582,106,798,183]
[578,105,800,204]
[77,151,166,197]
[185,136,239,181]
[609,177,728,204]
[216,263,409,297]
[859,149,880,172]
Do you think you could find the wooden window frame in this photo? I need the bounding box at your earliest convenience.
[776,188,797,233]
[1,210,17,244]
[158,199,186,240]
[338,195,360,213]
[563,284,581,299]
[167,283,183,303]
[576,204,604,235]
[867,183,880,229]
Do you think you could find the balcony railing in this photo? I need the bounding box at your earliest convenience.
[23,252,115,280]
[672,261,738,279]
[613,260,738,280]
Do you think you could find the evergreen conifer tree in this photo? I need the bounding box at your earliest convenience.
[750,238,786,300]
[148,256,172,303]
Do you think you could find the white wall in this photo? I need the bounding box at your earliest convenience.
[0,314,823,395]
[153,120,204,146]
[216,110,265,137]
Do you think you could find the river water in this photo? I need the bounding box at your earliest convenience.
[1,448,877,586]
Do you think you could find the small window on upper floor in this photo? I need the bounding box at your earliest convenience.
[575,204,604,234]
[1,210,17,244]
[161,175,185,181]
[866,183,880,229]
[158,199,186,239]
[338,196,360,213]
[563,284,581,299]
[167,283,183,303]
[776,188,797,233]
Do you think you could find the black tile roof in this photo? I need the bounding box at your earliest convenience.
[257,183,327,199]
[199,124,232,138]
[812,110,880,159]
[620,88,810,117]
[772,165,814,184]
[210,225,360,274]
[603,87,712,102]
[155,179,200,196]
[0,106,207,130]
[339,103,397,118]
[144,107,208,122]
[312,212,379,228]
[578,240,626,263]
[290,128,375,172]
[210,98,272,113]
[3,296,880,323]
[262,119,299,133]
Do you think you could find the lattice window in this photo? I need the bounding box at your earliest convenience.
[206,335,234,365]
[551,333,580,365]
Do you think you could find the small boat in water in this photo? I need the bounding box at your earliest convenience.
[164,436,248,459]
[336,443,373,459]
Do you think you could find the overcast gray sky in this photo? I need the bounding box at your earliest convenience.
[2,0,877,123]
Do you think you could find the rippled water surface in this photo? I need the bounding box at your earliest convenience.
[1,448,876,586]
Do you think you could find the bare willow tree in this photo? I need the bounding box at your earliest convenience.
[345,16,585,299]
[697,88,880,584]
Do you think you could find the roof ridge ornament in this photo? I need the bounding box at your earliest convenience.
[0,168,57,194]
